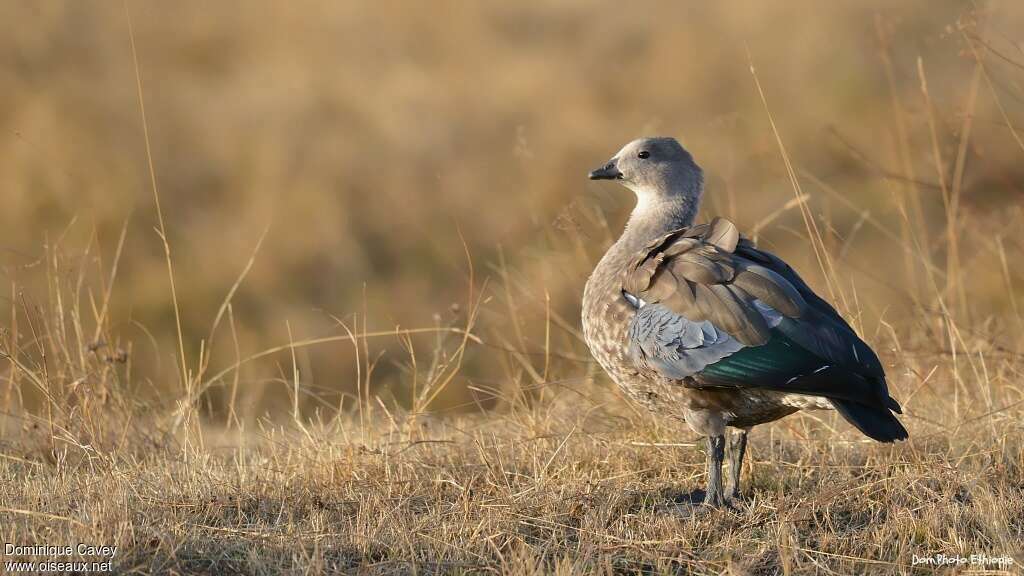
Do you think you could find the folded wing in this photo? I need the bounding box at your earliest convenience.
[624,218,907,442]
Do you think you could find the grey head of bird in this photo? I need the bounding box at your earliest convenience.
[588,137,704,215]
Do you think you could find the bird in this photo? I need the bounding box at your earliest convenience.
[582,137,907,510]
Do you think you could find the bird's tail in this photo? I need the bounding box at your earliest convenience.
[831,398,908,443]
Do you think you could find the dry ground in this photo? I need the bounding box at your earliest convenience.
[2,367,1022,575]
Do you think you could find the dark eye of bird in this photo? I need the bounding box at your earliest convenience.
[638,151,650,159]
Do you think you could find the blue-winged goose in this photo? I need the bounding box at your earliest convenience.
[582,137,907,509]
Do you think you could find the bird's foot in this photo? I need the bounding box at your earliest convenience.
[704,487,727,507]
[655,489,735,518]
[659,501,716,518]
[659,500,737,518]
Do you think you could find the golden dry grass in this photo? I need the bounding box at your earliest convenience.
[2,1,1024,574]
[1,380,1022,574]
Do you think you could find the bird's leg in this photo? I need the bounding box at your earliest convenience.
[703,434,726,507]
[725,427,749,501]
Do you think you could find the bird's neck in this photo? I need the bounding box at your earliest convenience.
[617,192,700,255]
[583,194,696,345]
[585,192,701,305]
[584,182,703,316]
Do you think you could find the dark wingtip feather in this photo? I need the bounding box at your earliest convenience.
[886,396,903,414]
[831,399,909,443]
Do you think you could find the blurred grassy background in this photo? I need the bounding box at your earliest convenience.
[2,0,1023,424]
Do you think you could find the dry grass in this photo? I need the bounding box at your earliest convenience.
[3,1,1024,574]
[1,382,1022,574]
